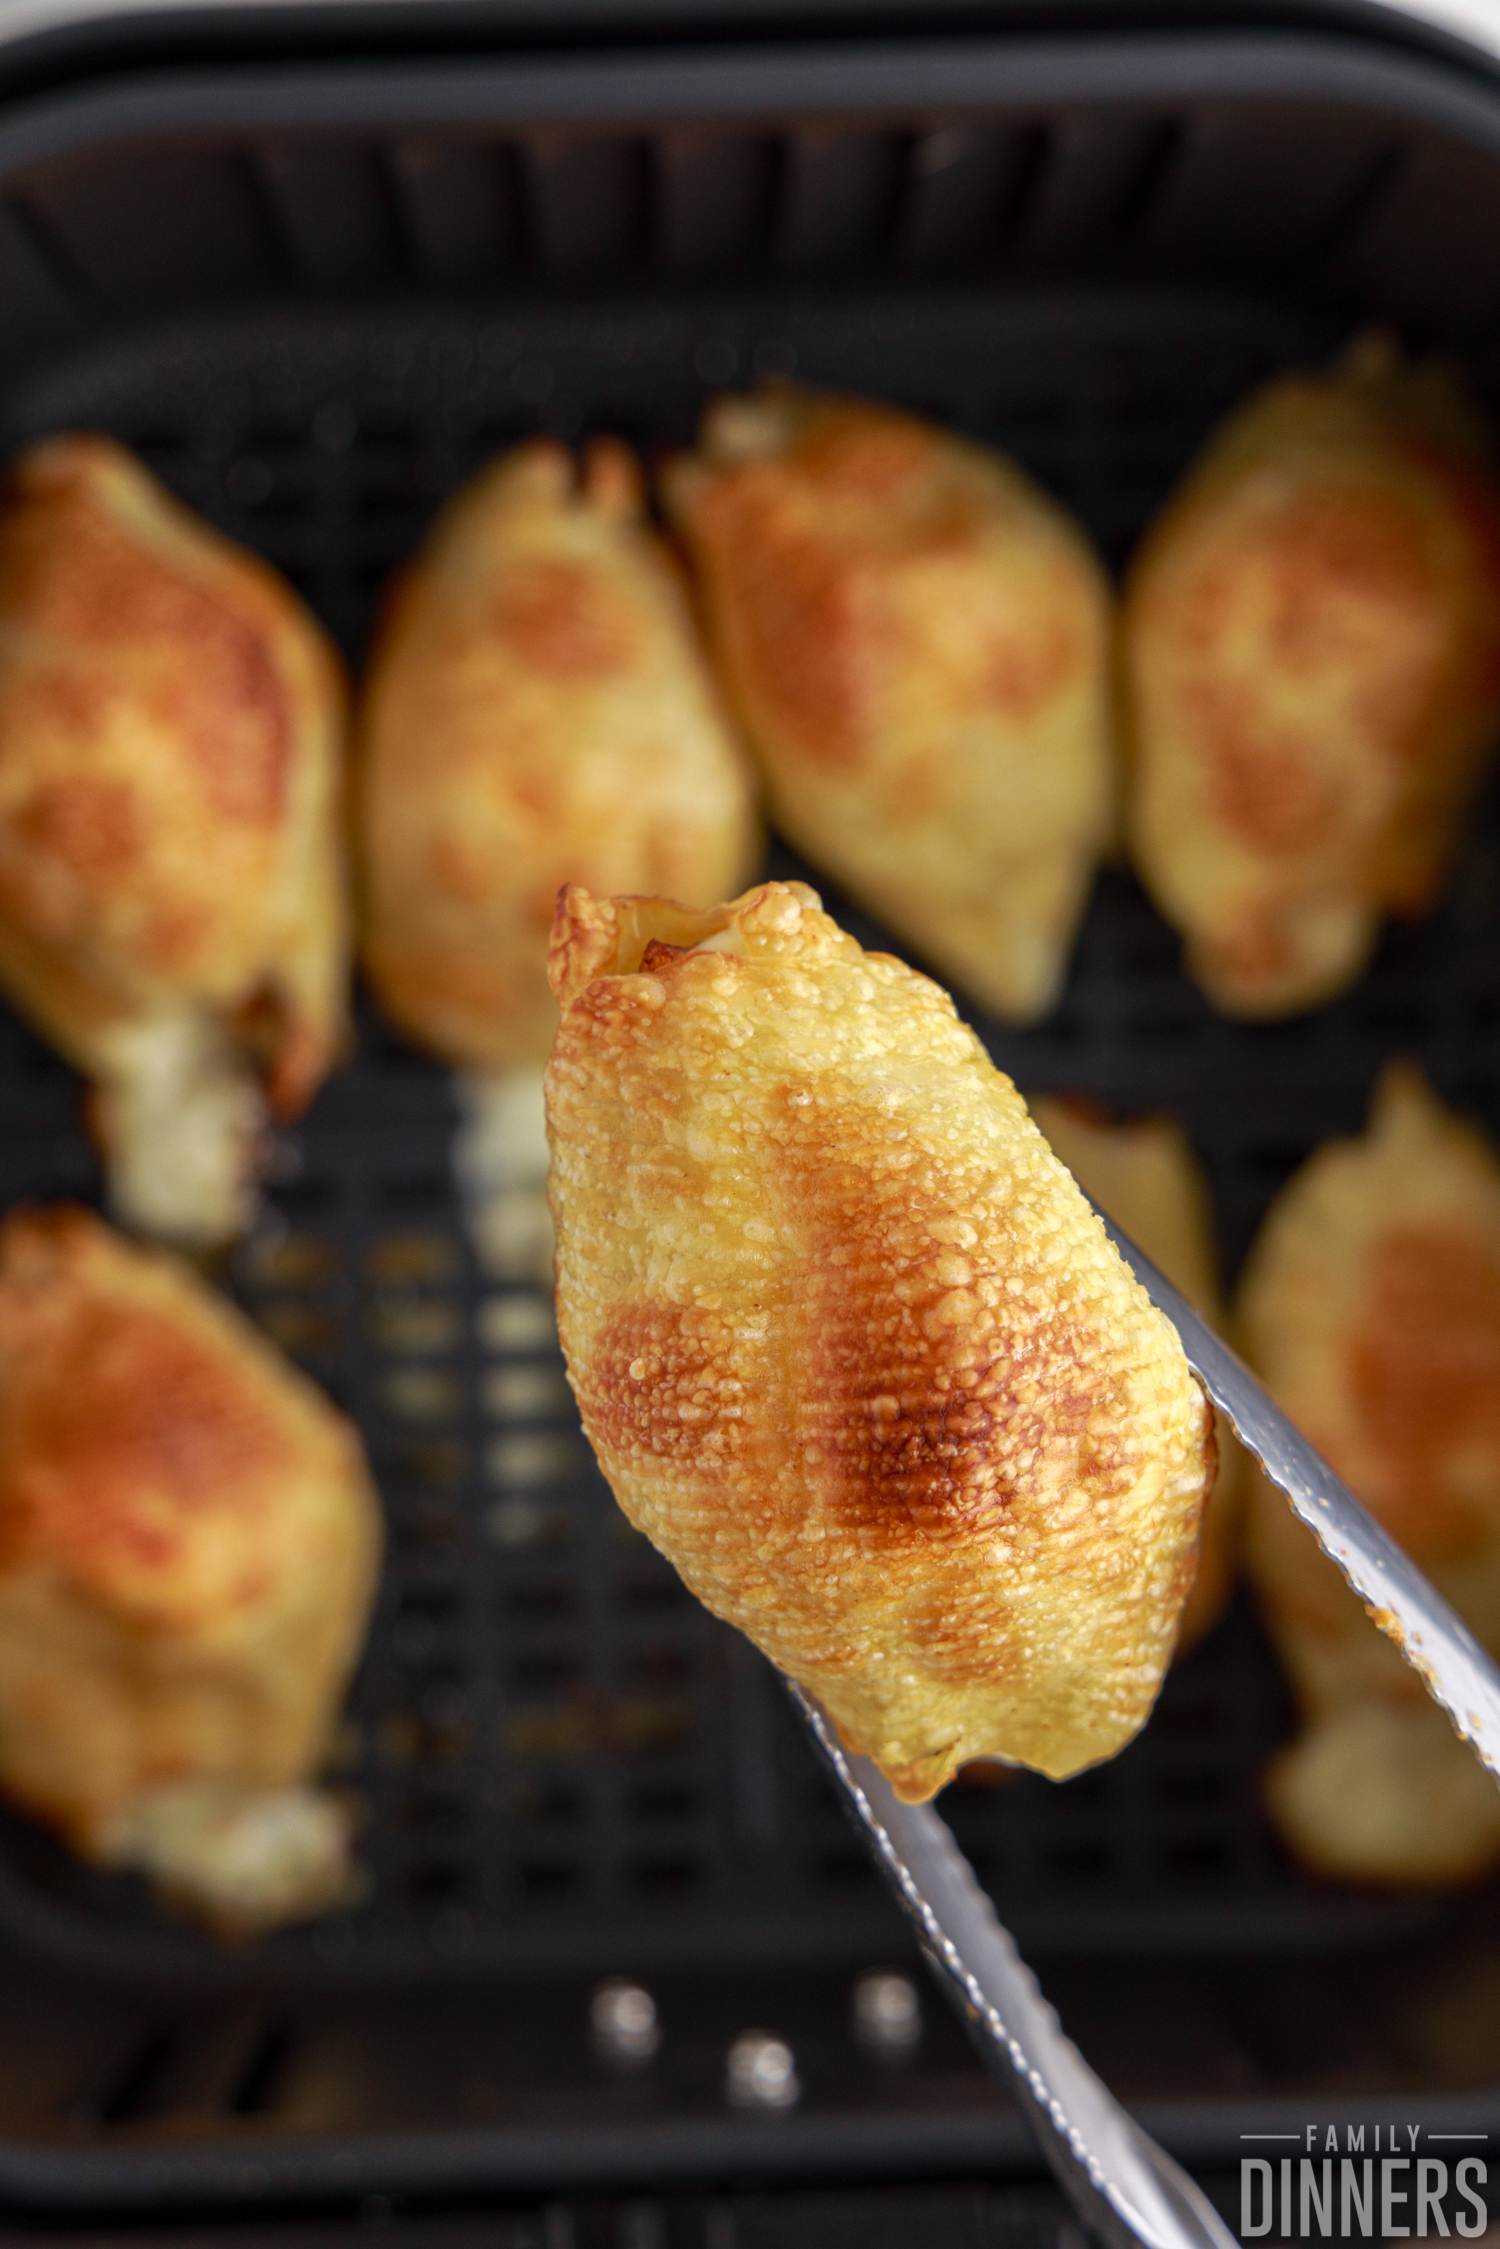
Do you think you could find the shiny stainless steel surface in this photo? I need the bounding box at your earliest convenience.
[1099,1211,1500,1788]
[796,1213,1500,2249]
[793,1690,1240,2249]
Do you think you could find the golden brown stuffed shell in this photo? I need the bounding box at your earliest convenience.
[359,436,759,1279]
[1124,338,1500,1017]
[546,880,1215,1801]
[1028,1099,1243,1653]
[0,433,349,1247]
[359,437,759,1074]
[0,1205,381,1930]
[664,387,1113,1024]
[1239,1066,1500,1884]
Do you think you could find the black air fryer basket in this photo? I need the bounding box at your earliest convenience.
[1,1,1500,2229]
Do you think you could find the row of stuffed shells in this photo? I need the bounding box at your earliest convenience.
[0,390,1491,1901]
[0,1015,1477,1923]
[0,428,761,1254]
[2,338,1496,1247]
[667,344,1500,1028]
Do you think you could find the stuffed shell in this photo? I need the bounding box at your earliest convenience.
[664,387,1113,1024]
[358,436,758,1277]
[546,880,1215,1800]
[1124,337,1500,1017]
[1240,1065,1500,1884]
[0,434,349,1247]
[1029,1098,1242,1653]
[0,1205,381,1930]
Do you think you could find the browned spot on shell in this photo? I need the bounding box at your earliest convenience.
[11,775,140,887]
[583,1300,747,1472]
[1257,488,1432,679]
[0,489,291,829]
[151,620,290,827]
[983,610,1078,723]
[492,557,637,679]
[769,1084,1116,1567]
[693,486,882,775]
[0,1209,299,1617]
[1194,682,1346,857]
[1348,1219,1500,1564]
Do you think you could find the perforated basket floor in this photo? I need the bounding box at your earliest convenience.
[0,281,1486,1980]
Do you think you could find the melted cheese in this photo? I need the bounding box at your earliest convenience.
[93,1012,262,1248]
[116,1778,359,1934]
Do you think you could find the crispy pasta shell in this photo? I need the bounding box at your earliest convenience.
[1124,338,1500,1018]
[359,437,759,1072]
[0,433,349,1245]
[1240,1065,1500,1884]
[546,880,1214,1799]
[665,387,1113,1025]
[0,1205,381,1921]
[1028,1098,1244,1655]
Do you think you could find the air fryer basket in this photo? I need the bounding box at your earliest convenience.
[0,13,1499,2222]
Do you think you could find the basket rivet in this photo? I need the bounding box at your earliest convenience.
[852,1968,922,2058]
[589,1978,660,2067]
[724,2029,800,2110]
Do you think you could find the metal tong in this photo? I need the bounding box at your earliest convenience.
[792,1215,1500,2249]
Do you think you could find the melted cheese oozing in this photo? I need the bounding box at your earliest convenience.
[93,1013,261,1249]
[115,1779,359,1934]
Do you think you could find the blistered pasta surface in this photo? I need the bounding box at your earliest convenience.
[546,880,1213,1799]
